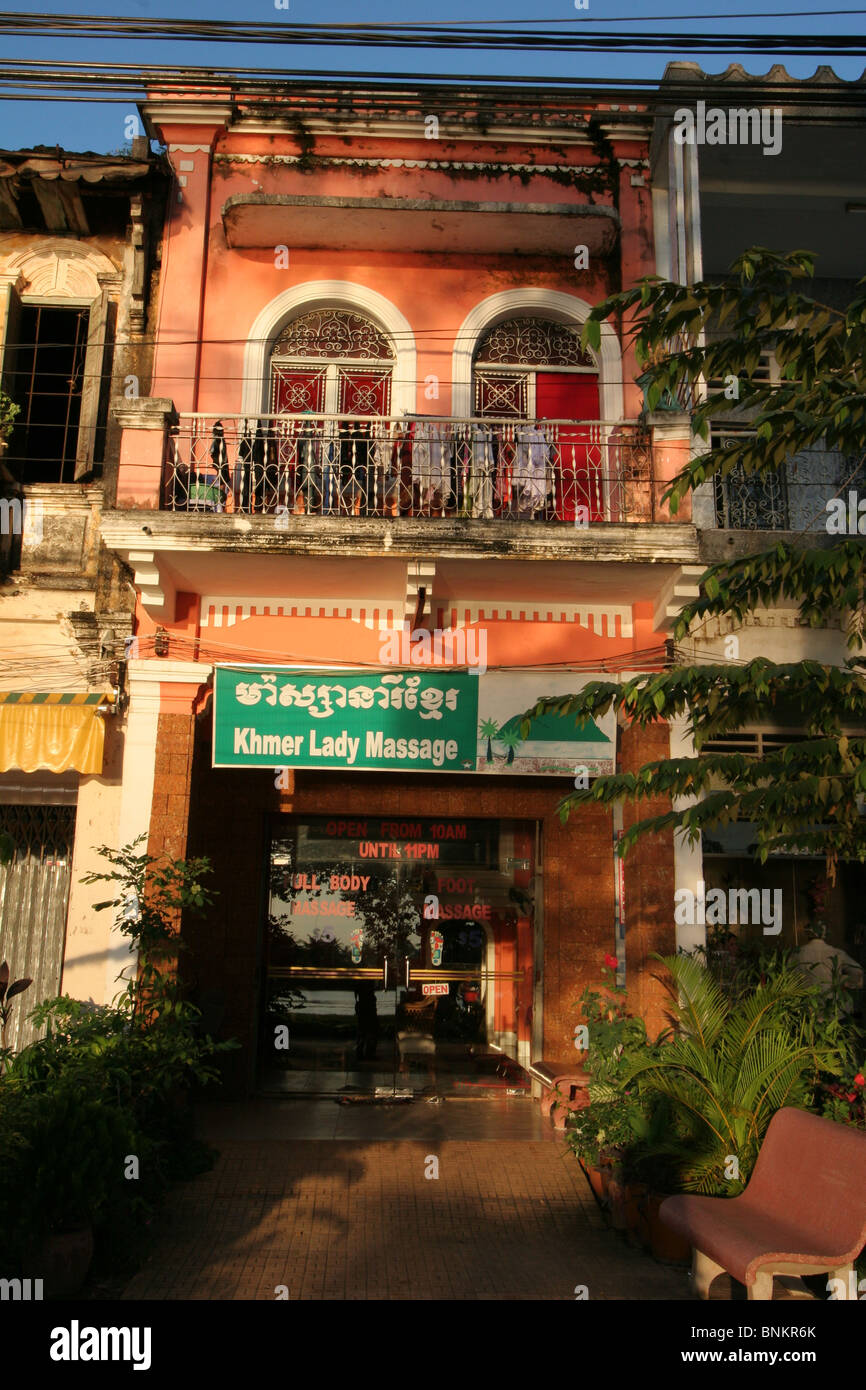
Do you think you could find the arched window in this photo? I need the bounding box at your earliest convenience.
[270,308,394,417]
[1,240,119,483]
[473,317,602,521]
[473,316,598,417]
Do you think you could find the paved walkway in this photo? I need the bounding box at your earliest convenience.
[122,1098,692,1300]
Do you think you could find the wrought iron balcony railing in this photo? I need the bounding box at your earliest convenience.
[712,438,866,532]
[162,414,654,524]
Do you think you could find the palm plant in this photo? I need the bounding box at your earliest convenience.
[616,952,841,1195]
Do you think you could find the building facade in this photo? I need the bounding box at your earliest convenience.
[3,71,860,1095]
[0,140,168,1049]
[94,82,702,1093]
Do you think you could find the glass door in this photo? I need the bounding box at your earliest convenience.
[258,815,535,1096]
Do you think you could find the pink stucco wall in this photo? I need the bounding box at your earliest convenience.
[148,107,655,420]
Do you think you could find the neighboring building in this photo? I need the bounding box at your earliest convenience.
[651,64,866,971]
[0,140,169,1047]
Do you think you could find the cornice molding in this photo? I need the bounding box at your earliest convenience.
[214,153,601,175]
[200,595,402,630]
[435,601,634,637]
[196,594,634,638]
[227,117,596,146]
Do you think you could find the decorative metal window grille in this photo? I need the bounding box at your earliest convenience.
[5,305,89,484]
[270,367,328,413]
[271,309,393,361]
[474,317,596,368]
[713,431,789,530]
[474,372,528,417]
[337,367,392,415]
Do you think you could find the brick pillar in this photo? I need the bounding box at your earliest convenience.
[140,663,211,981]
[542,801,616,1061]
[145,663,211,858]
[620,720,677,1038]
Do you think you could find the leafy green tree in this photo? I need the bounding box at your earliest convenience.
[526,250,866,881]
[80,833,216,1022]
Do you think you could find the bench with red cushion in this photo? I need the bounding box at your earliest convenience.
[529,1059,590,1130]
[660,1107,866,1300]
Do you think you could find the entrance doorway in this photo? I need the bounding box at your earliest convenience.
[258,815,536,1096]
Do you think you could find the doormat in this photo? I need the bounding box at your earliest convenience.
[337,1089,414,1105]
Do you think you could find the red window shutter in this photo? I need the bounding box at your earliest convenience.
[535,373,602,521]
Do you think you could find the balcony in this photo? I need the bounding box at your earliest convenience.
[161,413,660,525]
[104,406,701,622]
[710,441,866,533]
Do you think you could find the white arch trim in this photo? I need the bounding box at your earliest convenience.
[241,280,417,417]
[451,289,624,422]
[0,237,118,300]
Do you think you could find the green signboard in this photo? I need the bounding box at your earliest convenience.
[212,666,617,776]
[213,667,479,772]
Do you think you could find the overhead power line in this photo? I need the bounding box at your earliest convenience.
[0,61,864,115]
[0,13,865,55]
[285,9,866,22]
[4,8,866,31]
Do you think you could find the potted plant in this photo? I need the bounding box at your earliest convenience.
[617,952,843,1262]
[567,1103,625,1203]
[566,957,656,1223]
[17,1079,138,1297]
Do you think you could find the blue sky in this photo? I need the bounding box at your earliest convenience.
[0,0,863,153]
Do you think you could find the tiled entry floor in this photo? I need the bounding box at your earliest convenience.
[121,1097,690,1300]
[119,1099,821,1302]
[259,1041,529,1097]
[195,1095,553,1141]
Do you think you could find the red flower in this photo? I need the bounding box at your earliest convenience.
[604,954,618,970]
[854,1074,865,1088]
[846,1093,857,1103]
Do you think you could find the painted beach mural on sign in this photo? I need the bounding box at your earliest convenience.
[475,673,615,776]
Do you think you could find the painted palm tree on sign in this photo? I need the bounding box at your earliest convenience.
[479,717,499,764]
[498,727,523,765]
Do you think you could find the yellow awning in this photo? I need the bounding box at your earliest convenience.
[0,692,106,774]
